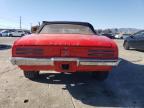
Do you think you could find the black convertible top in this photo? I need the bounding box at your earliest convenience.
[37,21,96,34]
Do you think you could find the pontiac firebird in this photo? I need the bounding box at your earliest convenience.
[11,21,120,81]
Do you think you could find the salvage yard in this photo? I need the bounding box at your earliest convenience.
[0,37,144,108]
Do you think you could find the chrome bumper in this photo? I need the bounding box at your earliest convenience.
[10,57,120,66]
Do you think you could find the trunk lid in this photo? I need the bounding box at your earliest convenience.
[15,34,112,47]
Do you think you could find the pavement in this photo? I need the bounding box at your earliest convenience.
[0,37,144,108]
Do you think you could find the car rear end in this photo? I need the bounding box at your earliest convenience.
[11,41,119,72]
[10,21,120,80]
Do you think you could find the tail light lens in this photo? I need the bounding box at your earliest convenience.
[13,45,118,59]
[16,48,43,54]
[15,47,43,56]
[88,49,116,59]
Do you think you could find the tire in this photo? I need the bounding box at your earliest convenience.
[21,34,24,36]
[123,41,130,50]
[23,71,39,79]
[92,71,109,81]
[9,34,13,37]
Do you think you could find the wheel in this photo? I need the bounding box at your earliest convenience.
[123,41,130,50]
[92,71,109,81]
[23,71,39,79]
[21,34,24,36]
[9,34,13,37]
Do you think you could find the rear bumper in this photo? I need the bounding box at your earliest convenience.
[10,57,120,66]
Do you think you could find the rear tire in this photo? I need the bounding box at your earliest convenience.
[92,71,109,81]
[123,41,130,50]
[23,71,39,79]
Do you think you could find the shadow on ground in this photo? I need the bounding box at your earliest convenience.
[128,48,144,52]
[0,44,11,50]
[31,59,144,107]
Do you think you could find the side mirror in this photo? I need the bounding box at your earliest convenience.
[31,26,40,33]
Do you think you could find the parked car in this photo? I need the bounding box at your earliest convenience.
[123,30,144,50]
[114,33,123,39]
[101,33,115,39]
[9,30,25,37]
[24,31,31,35]
[0,30,10,37]
[11,21,120,81]
[121,34,131,39]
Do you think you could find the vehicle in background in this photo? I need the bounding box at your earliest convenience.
[11,21,120,81]
[121,34,131,39]
[114,33,122,39]
[24,31,31,35]
[123,30,144,50]
[0,30,10,37]
[9,30,25,37]
[101,33,115,39]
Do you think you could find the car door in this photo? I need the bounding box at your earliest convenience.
[135,31,144,50]
[16,31,20,36]
[129,31,144,49]
[3,31,8,36]
[12,31,17,36]
[17,31,23,36]
[15,31,20,36]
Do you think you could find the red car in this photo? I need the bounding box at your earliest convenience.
[11,21,120,81]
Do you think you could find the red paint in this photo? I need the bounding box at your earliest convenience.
[12,34,118,72]
[14,34,114,47]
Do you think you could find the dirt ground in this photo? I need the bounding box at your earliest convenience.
[0,37,144,108]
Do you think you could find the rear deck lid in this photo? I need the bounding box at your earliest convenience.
[14,34,112,48]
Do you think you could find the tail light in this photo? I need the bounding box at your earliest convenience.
[13,45,118,59]
[88,49,115,59]
[15,47,43,56]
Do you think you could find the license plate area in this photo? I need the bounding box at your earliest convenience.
[55,61,77,72]
[61,64,70,70]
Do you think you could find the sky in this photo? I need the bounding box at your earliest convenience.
[0,0,144,30]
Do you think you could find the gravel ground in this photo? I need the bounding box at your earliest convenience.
[0,37,144,108]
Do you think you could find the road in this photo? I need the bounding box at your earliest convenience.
[0,37,144,108]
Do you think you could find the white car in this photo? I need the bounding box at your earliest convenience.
[9,30,25,37]
[114,34,122,39]
[0,30,10,37]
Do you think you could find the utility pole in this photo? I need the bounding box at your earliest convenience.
[20,16,22,29]
[30,23,32,30]
[38,22,40,26]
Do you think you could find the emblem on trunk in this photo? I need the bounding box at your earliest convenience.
[61,47,69,56]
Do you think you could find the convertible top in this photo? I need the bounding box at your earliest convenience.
[37,21,97,34]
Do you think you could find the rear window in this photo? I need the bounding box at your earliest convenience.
[39,24,95,35]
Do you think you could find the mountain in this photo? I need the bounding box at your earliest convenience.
[109,28,141,34]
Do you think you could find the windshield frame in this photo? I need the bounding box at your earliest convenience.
[37,21,97,35]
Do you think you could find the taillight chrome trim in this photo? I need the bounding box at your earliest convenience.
[10,57,120,66]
